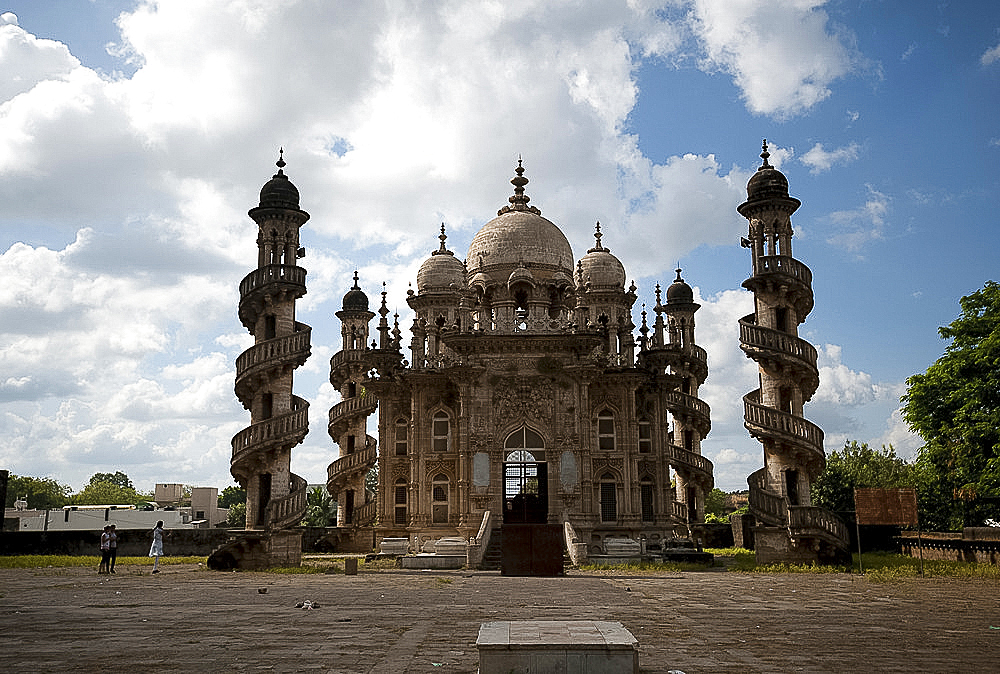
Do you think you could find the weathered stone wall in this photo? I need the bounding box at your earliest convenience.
[897,530,1000,565]
[0,528,233,556]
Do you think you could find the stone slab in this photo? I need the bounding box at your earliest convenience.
[400,554,466,569]
[477,620,638,674]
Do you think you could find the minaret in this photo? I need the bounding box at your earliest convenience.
[327,273,378,526]
[738,141,849,564]
[231,150,311,543]
[661,269,711,523]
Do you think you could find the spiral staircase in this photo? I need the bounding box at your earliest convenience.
[738,142,849,564]
[209,154,311,570]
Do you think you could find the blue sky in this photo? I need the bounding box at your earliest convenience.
[1,1,998,494]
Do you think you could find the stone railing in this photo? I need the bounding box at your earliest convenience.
[467,511,493,569]
[738,315,817,372]
[747,467,788,528]
[788,505,850,549]
[327,394,379,434]
[670,500,688,521]
[352,499,377,527]
[239,264,307,299]
[663,390,712,430]
[326,437,378,494]
[664,443,714,484]
[563,519,588,567]
[753,255,812,286]
[230,397,310,480]
[743,390,824,463]
[234,324,312,407]
[265,473,308,531]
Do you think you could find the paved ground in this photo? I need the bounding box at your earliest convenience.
[1,562,997,673]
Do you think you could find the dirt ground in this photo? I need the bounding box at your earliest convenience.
[0,563,997,673]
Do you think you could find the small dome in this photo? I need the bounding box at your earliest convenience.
[577,223,625,289]
[416,225,467,293]
[666,268,694,304]
[258,150,301,210]
[342,271,369,311]
[507,263,535,288]
[745,139,789,201]
[466,161,575,284]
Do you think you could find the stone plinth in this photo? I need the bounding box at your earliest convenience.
[400,554,465,569]
[379,537,409,555]
[603,538,641,556]
[434,536,468,555]
[477,620,638,674]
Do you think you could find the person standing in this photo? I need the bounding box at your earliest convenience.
[149,521,165,574]
[99,525,111,574]
[108,524,118,574]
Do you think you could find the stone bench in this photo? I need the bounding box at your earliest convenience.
[603,537,641,556]
[378,537,409,555]
[477,620,638,673]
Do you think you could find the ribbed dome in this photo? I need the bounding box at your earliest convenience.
[416,226,466,292]
[258,151,300,210]
[342,271,369,311]
[666,268,694,304]
[577,223,625,289]
[466,161,574,284]
[745,140,789,201]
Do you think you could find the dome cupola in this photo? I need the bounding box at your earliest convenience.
[342,271,369,311]
[257,149,301,210]
[416,224,467,293]
[666,268,694,305]
[577,222,625,289]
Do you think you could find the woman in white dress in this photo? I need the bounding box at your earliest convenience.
[149,520,165,574]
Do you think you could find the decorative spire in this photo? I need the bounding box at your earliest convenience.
[759,139,771,169]
[675,267,684,282]
[498,158,541,216]
[351,270,360,290]
[432,222,454,256]
[654,282,663,313]
[588,221,608,253]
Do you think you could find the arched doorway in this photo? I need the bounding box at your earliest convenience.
[502,427,547,524]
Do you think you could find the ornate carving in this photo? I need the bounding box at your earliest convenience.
[493,377,554,425]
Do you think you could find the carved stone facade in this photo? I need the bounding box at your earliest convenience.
[327,161,714,556]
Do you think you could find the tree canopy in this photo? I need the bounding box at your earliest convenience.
[218,485,246,509]
[72,480,144,506]
[902,280,1000,527]
[301,486,337,527]
[88,471,133,489]
[4,474,72,510]
[812,441,915,517]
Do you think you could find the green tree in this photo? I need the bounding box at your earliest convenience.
[704,488,728,518]
[72,481,144,506]
[218,485,246,509]
[88,471,133,490]
[902,280,1000,528]
[812,441,916,516]
[4,474,72,509]
[300,486,337,527]
[227,502,246,527]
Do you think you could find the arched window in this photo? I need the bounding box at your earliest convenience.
[394,418,408,456]
[638,419,652,454]
[597,409,615,451]
[432,473,449,524]
[599,472,617,522]
[432,411,450,452]
[394,479,407,525]
[503,427,547,524]
[640,478,654,522]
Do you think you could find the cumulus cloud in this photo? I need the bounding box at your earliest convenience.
[800,141,860,174]
[0,0,869,491]
[982,43,1000,66]
[689,0,856,118]
[823,185,890,254]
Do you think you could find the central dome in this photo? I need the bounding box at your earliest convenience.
[466,161,574,284]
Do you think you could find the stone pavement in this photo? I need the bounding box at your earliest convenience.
[0,563,997,672]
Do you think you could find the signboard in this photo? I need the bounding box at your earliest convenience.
[854,487,919,526]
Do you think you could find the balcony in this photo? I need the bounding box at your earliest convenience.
[238,264,307,329]
[327,394,379,438]
[664,443,714,486]
[327,436,378,494]
[231,397,310,479]
[743,390,824,464]
[234,324,312,407]
[265,473,308,531]
[663,390,711,435]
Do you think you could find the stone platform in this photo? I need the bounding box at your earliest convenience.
[477,620,638,673]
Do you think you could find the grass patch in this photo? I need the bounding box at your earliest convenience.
[857,551,1000,583]
[579,560,716,573]
[0,555,204,569]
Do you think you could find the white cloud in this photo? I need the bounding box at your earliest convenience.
[983,43,1000,66]
[824,185,890,254]
[0,0,874,492]
[800,141,860,174]
[689,0,856,118]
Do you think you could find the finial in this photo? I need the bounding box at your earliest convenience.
[276,147,286,173]
[498,157,541,216]
[351,270,360,290]
[760,139,771,169]
[655,282,662,306]
[432,222,452,256]
[675,267,683,282]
